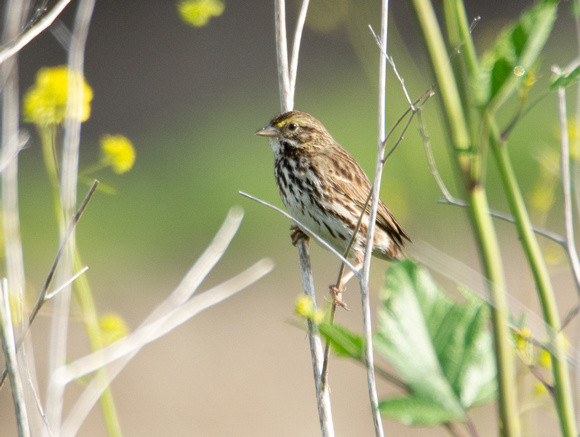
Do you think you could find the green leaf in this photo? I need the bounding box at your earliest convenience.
[375,260,497,426]
[318,322,364,359]
[379,396,460,426]
[475,2,557,106]
[551,66,580,90]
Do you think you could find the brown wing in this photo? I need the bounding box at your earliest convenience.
[320,143,411,246]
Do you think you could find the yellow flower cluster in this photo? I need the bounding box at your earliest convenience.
[100,134,136,174]
[23,66,93,125]
[295,295,325,324]
[177,0,224,27]
[99,313,129,346]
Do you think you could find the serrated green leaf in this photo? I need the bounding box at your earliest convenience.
[318,322,363,359]
[375,261,465,422]
[379,396,460,426]
[551,66,580,90]
[375,260,497,426]
[475,2,557,106]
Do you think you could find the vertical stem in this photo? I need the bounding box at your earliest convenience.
[289,0,310,100]
[1,0,28,316]
[273,1,334,435]
[491,123,577,437]
[359,1,388,436]
[468,188,518,437]
[0,279,29,437]
[558,88,580,289]
[274,0,291,113]
[297,241,334,437]
[46,0,109,433]
[408,1,519,435]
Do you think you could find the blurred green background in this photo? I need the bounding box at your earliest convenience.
[1,0,579,435]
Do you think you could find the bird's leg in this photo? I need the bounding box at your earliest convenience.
[290,224,309,246]
[329,252,363,310]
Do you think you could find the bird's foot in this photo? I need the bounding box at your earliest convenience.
[290,225,310,247]
[329,285,350,311]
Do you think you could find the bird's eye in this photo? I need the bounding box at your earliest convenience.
[288,122,298,131]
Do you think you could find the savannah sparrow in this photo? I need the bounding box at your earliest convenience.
[256,110,410,303]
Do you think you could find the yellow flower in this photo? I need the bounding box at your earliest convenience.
[296,295,315,318]
[99,313,129,346]
[100,134,136,174]
[177,0,224,27]
[22,66,93,125]
[295,295,324,324]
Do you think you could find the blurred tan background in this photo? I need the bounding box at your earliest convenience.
[1,0,579,435]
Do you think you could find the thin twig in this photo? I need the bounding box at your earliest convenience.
[31,179,99,324]
[322,190,374,389]
[369,25,413,109]
[289,0,310,102]
[44,266,89,300]
[46,0,96,429]
[57,211,271,436]
[0,0,72,66]
[382,88,433,164]
[0,279,30,437]
[0,180,99,391]
[360,1,390,435]
[239,191,361,278]
[275,0,291,113]
[418,106,459,205]
[556,84,580,295]
[438,197,566,245]
[272,2,334,435]
[57,259,274,384]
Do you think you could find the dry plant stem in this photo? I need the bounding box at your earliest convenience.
[273,1,334,435]
[289,0,309,98]
[1,0,27,317]
[59,208,245,379]
[0,279,30,437]
[60,259,273,436]
[59,258,273,384]
[358,1,389,436]
[56,215,272,436]
[0,180,98,393]
[297,239,334,437]
[46,0,103,433]
[439,197,565,244]
[274,0,291,112]
[239,192,360,276]
[0,0,72,66]
[557,86,580,294]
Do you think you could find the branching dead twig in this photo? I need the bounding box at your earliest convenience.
[0,179,99,391]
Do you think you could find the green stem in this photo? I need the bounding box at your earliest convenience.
[38,123,122,436]
[468,188,518,437]
[490,130,577,437]
[73,251,122,437]
[39,125,65,230]
[409,1,519,435]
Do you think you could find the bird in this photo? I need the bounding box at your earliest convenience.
[256,110,410,306]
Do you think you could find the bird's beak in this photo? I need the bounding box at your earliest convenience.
[255,124,278,138]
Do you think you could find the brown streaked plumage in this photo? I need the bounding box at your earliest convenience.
[256,110,410,295]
